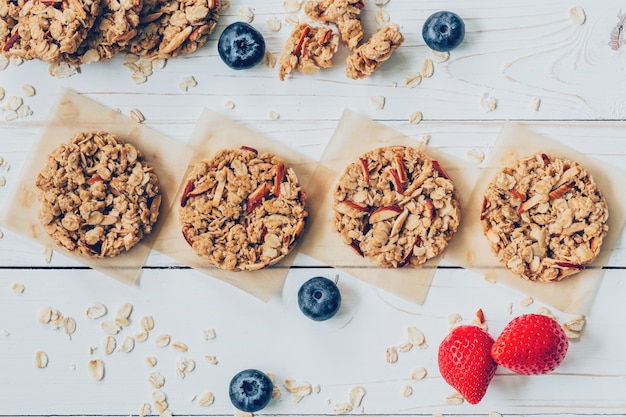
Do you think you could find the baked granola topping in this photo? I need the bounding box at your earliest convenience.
[333,146,460,268]
[480,153,609,282]
[178,147,308,271]
[304,0,364,50]
[345,24,404,80]
[278,23,339,81]
[35,131,161,257]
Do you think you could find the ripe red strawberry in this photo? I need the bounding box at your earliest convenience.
[491,314,568,375]
[438,325,497,404]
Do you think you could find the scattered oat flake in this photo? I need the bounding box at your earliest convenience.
[42,246,51,263]
[519,296,534,307]
[349,385,366,407]
[448,313,462,326]
[401,385,413,397]
[4,111,18,122]
[421,58,435,78]
[21,84,36,97]
[104,336,117,355]
[48,62,78,78]
[203,328,216,340]
[466,148,485,163]
[489,412,503,417]
[172,341,188,352]
[135,331,149,342]
[0,55,8,70]
[314,384,321,394]
[374,0,390,6]
[432,50,450,63]
[267,16,282,32]
[152,58,167,70]
[445,392,464,405]
[155,333,171,347]
[397,341,413,352]
[11,282,25,294]
[140,315,154,331]
[334,402,353,414]
[419,134,431,144]
[432,414,444,417]
[149,371,165,389]
[385,346,398,363]
[284,14,299,27]
[63,317,77,335]
[283,0,302,13]
[35,351,48,368]
[409,111,423,124]
[406,326,426,347]
[145,356,158,367]
[9,56,23,66]
[178,75,198,92]
[264,50,277,68]
[404,72,422,88]
[139,402,152,417]
[530,97,542,111]
[411,366,428,380]
[224,100,236,110]
[198,392,215,406]
[6,95,22,111]
[86,302,108,319]
[375,8,390,27]
[130,108,145,123]
[370,96,386,110]
[269,111,280,120]
[569,6,586,25]
[480,94,497,112]
[152,389,167,402]
[204,354,218,365]
[101,320,122,335]
[237,7,254,23]
[234,411,253,417]
[116,303,133,320]
[505,302,513,315]
[563,314,586,339]
[38,307,53,324]
[114,317,129,328]
[0,176,4,187]
[120,336,135,353]
[89,359,105,381]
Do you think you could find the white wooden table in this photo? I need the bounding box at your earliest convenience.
[1,1,625,416]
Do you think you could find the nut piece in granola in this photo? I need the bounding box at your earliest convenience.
[5,0,102,63]
[278,23,339,81]
[35,131,162,258]
[346,24,404,80]
[128,0,221,59]
[304,0,364,50]
[480,153,608,282]
[179,147,308,271]
[334,146,460,268]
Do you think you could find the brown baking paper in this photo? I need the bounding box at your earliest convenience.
[299,109,476,305]
[445,123,625,313]
[153,109,317,302]
[0,89,193,285]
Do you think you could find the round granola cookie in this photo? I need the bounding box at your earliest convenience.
[480,153,609,282]
[333,146,461,268]
[35,131,161,258]
[179,147,308,271]
[63,0,143,65]
[0,0,21,55]
[127,0,220,59]
[6,0,102,63]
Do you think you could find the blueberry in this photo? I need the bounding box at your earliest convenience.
[218,22,266,70]
[298,277,341,321]
[422,11,465,52]
[229,369,273,412]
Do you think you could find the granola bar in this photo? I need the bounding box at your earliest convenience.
[179,147,308,271]
[0,0,21,55]
[304,0,364,50]
[127,0,220,59]
[346,24,404,80]
[278,23,339,81]
[480,153,609,282]
[334,146,460,268]
[36,131,161,257]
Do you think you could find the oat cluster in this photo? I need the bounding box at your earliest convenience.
[0,0,221,66]
[480,153,609,282]
[179,147,308,271]
[35,131,161,258]
[333,146,460,268]
[279,0,404,80]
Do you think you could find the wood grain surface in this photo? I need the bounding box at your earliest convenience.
[0,0,625,416]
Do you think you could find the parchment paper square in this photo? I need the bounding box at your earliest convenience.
[0,89,193,284]
[299,109,474,305]
[445,123,625,313]
[152,108,317,302]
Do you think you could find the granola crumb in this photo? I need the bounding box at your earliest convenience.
[480,93,498,112]
[370,96,386,110]
[178,75,198,92]
[43,247,53,264]
[269,111,280,120]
